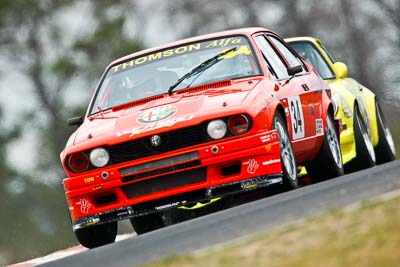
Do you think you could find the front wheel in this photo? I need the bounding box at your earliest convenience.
[345,106,376,172]
[130,209,185,235]
[374,101,396,164]
[74,222,117,249]
[273,112,298,190]
[306,114,344,183]
[130,212,165,235]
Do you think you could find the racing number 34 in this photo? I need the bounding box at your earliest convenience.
[288,96,305,140]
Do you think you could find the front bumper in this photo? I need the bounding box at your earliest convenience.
[64,130,282,229]
[72,174,282,230]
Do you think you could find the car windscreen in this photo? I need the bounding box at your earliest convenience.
[89,35,261,115]
[290,42,336,80]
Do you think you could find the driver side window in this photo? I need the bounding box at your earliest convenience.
[255,35,289,80]
[268,35,307,74]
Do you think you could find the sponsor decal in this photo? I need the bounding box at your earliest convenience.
[117,114,194,137]
[155,200,187,211]
[138,105,177,123]
[316,118,323,135]
[244,158,259,174]
[262,159,281,166]
[260,132,278,143]
[83,177,94,183]
[76,198,92,214]
[150,135,162,147]
[111,37,247,74]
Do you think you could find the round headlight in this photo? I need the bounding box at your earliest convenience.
[68,152,89,173]
[207,119,227,139]
[228,114,250,135]
[90,148,110,168]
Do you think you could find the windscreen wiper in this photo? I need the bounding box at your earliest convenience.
[168,47,237,95]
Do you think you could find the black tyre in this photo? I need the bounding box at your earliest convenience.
[374,101,396,164]
[74,222,117,249]
[273,112,298,190]
[306,114,344,183]
[345,106,376,172]
[130,212,165,235]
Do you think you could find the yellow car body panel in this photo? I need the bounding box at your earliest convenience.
[329,82,356,164]
[286,37,379,165]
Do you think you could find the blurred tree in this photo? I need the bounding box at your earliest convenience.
[74,0,144,79]
[164,0,394,97]
[166,0,264,37]
[0,108,22,265]
[0,108,72,264]
[337,0,387,97]
[371,0,400,45]
[0,0,144,264]
[0,0,80,175]
[0,1,83,264]
[369,0,400,104]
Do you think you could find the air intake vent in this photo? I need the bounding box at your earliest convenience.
[112,94,165,112]
[121,167,207,198]
[177,80,232,95]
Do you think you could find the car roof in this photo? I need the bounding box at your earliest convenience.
[108,27,273,68]
[285,36,322,46]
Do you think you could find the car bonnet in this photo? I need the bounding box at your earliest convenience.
[71,79,260,148]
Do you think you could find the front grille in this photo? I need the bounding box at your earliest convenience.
[120,151,200,176]
[121,160,201,183]
[121,167,207,198]
[108,124,211,164]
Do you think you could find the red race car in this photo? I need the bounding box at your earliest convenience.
[61,27,343,248]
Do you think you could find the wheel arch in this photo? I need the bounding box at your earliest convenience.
[265,100,287,131]
[353,90,378,147]
[367,95,379,146]
[275,104,286,125]
[325,101,338,132]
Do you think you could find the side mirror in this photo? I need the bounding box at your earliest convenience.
[333,62,348,79]
[68,116,84,127]
[287,65,303,76]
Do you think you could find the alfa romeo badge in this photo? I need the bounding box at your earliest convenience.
[150,135,162,147]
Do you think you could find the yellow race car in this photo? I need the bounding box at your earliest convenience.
[286,37,396,172]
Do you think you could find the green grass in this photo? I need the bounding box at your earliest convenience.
[141,193,400,267]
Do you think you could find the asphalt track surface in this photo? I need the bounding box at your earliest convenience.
[40,160,400,267]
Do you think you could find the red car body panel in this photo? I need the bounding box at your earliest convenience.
[60,28,333,230]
